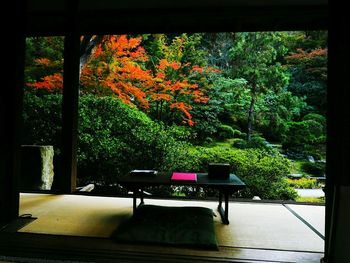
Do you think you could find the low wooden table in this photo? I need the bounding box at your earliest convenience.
[117,173,245,224]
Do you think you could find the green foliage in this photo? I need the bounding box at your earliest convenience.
[300,161,326,177]
[190,103,221,142]
[232,129,245,138]
[233,139,248,149]
[22,92,63,154]
[282,118,326,154]
[172,146,297,200]
[22,93,190,185]
[257,90,308,141]
[216,125,235,140]
[190,76,247,142]
[287,178,319,189]
[303,113,326,129]
[284,31,327,115]
[247,135,269,149]
[283,31,327,51]
[25,36,64,89]
[22,92,64,177]
[229,32,290,139]
[233,135,271,151]
[77,95,190,183]
[296,196,325,204]
[140,33,213,127]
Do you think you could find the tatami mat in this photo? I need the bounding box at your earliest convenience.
[215,202,324,252]
[285,204,325,237]
[19,193,132,237]
[19,193,324,252]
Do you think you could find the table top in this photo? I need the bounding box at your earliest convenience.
[117,172,245,189]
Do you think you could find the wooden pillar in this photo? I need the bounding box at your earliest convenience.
[0,0,25,225]
[326,1,350,262]
[60,0,80,193]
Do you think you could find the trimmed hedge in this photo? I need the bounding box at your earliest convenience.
[77,95,191,183]
[172,146,297,200]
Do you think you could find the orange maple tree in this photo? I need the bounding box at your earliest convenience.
[285,47,327,80]
[80,35,153,109]
[26,58,63,92]
[27,35,213,126]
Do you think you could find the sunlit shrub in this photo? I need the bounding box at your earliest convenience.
[287,178,319,189]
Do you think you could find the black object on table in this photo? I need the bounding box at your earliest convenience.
[117,172,245,224]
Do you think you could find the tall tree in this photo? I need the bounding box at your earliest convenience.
[26,35,211,126]
[229,32,289,141]
[283,31,327,114]
[200,32,236,70]
[142,34,213,125]
[25,37,64,93]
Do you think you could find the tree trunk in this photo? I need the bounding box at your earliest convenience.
[159,101,164,122]
[247,86,257,141]
[79,35,104,76]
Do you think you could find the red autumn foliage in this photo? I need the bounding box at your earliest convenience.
[27,35,214,126]
[285,48,327,63]
[27,73,63,92]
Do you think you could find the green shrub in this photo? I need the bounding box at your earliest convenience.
[233,129,244,139]
[247,135,269,149]
[22,92,63,177]
[304,120,324,139]
[233,135,271,150]
[282,121,325,149]
[233,139,247,149]
[282,113,326,158]
[23,93,189,185]
[230,124,243,131]
[282,121,309,149]
[22,92,62,154]
[204,137,214,145]
[77,95,189,183]
[216,125,235,140]
[301,161,326,177]
[172,146,297,200]
[287,178,319,189]
[303,113,326,128]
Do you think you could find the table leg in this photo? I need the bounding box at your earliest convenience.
[132,189,137,214]
[218,190,230,224]
[219,191,223,208]
[140,187,144,205]
[224,192,229,224]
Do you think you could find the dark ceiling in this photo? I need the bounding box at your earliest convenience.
[24,0,328,36]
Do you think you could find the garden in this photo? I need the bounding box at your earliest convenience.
[22,31,327,202]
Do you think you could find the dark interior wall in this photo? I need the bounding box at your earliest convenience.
[0,0,26,224]
[330,187,350,263]
[327,1,350,261]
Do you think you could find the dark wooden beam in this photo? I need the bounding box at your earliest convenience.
[325,0,350,261]
[0,232,324,262]
[0,0,26,225]
[60,0,80,193]
[24,0,328,36]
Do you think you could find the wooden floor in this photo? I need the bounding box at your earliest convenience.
[0,193,325,263]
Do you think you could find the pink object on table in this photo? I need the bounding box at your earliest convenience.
[171,172,197,182]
